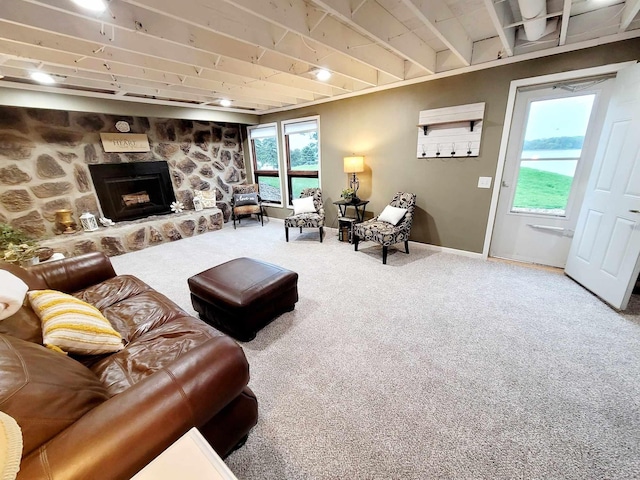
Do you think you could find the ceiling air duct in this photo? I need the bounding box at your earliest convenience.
[518,0,548,41]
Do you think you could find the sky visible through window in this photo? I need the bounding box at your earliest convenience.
[520,94,595,176]
[525,94,595,141]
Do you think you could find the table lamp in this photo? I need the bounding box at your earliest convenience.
[343,156,364,202]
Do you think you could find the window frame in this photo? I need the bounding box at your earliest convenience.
[247,122,282,206]
[281,116,321,207]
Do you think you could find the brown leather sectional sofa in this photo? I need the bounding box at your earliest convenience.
[0,252,258,479]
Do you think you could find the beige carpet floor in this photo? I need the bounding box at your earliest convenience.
[111,218,640,479]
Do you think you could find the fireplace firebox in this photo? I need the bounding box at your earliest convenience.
[89,161,177,222]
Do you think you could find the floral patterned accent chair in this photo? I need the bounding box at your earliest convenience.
[284,188,325,242]
[231,183,263,229]
[353,192,417,264]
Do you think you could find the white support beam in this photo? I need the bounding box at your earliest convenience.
[559,0,572,46]
[309,0,437,74]
[620,0,640,32]
[6,0,356,94]
[0,30,320,103]
[220,0,406,80]
[0,43,304,107]
[482,0,516,57]
[400,0,473,66]
[1,61,281,109]
[120,0,379,85]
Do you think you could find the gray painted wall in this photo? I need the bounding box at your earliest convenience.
[255,39,640,253]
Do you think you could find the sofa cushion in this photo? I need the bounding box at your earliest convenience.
[73,275,153,310]
[0,334,109,457]
[28,290,124,355]
[86,316,221,396]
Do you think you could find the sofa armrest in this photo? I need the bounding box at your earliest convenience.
[18,335,250,480]
[28,252,117,294]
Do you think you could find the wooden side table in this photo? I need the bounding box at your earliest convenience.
[333,199,369,222]
[334,199,369,243]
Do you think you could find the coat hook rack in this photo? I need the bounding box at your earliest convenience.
[416,102,485,159]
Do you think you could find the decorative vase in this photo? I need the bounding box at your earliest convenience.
[55,209,76,234]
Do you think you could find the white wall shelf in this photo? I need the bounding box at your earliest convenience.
[417,102,485,158]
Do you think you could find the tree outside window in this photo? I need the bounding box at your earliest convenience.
[248,124,282,204]
[283,118,320,203]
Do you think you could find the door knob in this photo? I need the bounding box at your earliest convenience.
[502,180,509,187]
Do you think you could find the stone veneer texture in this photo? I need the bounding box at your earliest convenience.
[0,106,247,243]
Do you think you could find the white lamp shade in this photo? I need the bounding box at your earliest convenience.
[343,156,364,173]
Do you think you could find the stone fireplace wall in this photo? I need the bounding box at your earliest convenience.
[0,106,246,240]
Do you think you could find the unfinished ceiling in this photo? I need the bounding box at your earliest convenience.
[0,0,639,114]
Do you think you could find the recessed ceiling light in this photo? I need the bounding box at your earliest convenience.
[30,72,57,84]
[315,69,332,81]
[70,0,107,12]
[220,99,232,107]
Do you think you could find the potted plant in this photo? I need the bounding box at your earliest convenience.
[2,243,39,266]
[341,188,355,202]
[0,223,40,266]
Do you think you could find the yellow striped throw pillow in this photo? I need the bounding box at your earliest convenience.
[28,290,124,355]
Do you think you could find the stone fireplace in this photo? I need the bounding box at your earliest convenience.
[89,161,176,222]
[0,106,248,256]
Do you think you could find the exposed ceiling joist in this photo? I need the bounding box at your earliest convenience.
[400,0,473,66]
[0,0,638,113]
[482,0,516,57]
[559,0,572,46]
[219,0,406,81]
[308,0,437,74]
[620,0,640,32]
[122,0,379,85]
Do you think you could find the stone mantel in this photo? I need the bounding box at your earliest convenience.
[40,208,223,257]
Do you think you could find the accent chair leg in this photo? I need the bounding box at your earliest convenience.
[300,227,303,233]
[319,227,323,242]
[354,236,359,251]
[382,246,388,265]
[233,215,236,229]
[260,210,264,226]
[404,240,409,254]
[285,227,289,242]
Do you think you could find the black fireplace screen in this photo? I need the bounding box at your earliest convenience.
[89,161,177,222]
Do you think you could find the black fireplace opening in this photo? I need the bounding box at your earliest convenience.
[89,161,177,222]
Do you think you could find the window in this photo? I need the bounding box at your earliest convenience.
[248,123,282,204]
[512,94,596,216]
[282,117,320,204]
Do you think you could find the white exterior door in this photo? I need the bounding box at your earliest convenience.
[565,63,640,310]
[490,80,613,267]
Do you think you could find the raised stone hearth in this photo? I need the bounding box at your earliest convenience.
[40,208,223,257]
[0,106,247,252]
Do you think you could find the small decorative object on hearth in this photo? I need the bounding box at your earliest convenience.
[55,209,77,234]
[170,201,185,213]
[194,190,216,209]
[99,217,115,227]
[79,212,99,232]
[193,196,203,212]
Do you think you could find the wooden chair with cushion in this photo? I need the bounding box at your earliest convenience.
[284,188,325,242]
[353,192,417,264]
[231,184,263,229]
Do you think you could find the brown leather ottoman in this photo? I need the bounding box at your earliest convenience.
[188,257,299,341]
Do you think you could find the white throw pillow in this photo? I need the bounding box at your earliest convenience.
[378,205,407,225]
[292,196,316,215]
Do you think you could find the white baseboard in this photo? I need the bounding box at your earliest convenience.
[420,243,484,259]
